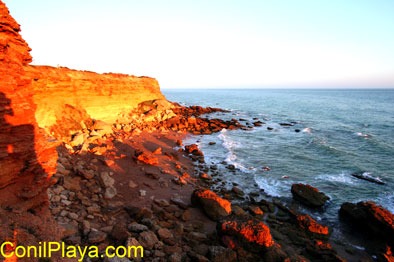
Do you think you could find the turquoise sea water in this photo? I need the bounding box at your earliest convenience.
[163,89,394,224]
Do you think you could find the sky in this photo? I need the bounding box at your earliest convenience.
[5,0,394,89]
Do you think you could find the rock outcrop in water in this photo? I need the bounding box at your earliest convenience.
[291,183,329,208]
[340,201,394,261]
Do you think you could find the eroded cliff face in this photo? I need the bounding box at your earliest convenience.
[0,0,57,210]
[0,1,62,258]
[25,65,165,133]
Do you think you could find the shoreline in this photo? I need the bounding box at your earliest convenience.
[43,103,392,262]
[1,99,393,261]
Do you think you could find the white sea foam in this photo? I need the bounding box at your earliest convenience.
[255,176,286,197]
[355,132,370,137]
[316,172,356,185]
[218,129,250,172]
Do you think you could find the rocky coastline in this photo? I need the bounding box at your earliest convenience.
[1,1,393,261]
[43,103,394,262]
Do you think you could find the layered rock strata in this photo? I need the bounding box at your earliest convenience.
[25,65,165,130]
[0,0,56,211]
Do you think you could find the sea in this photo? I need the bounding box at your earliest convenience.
[163,88,394,231]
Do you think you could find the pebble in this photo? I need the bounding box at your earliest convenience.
[88,230,107,244]
[128,223,149,233]
[157,228,173,239]
[129,180,137,188]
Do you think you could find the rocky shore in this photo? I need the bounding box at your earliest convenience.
[42,102,393,262]
[1,1,393,261]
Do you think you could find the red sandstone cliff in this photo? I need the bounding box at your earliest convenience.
[0,0,57,210]
[0,2,62,259]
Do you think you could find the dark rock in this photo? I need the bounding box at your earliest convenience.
[185,144,204,156]
[138,231,159,249]
[88,230,107,244]
[157,227,173,239]
[110,223,130,242]
[207,246,237,262]
[351,172,385,185]
[217,215,274,252]
[291,183,329,208]
[296,214,329,238]
[128,223,148,233]
[339,201,394,240]
[191,188,232,221]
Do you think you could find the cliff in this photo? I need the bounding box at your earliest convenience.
[0,1,57,210]
[25,65,165,132]
[0,1,63,257]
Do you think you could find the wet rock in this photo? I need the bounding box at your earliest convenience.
[231,205,246,216]
[191,188,232,221]
[232,186,245,197]
[249,206,264,216]
[339,201,394,240]
[291,183,329,208]
[296,214,329,237]
[184,144,204,156]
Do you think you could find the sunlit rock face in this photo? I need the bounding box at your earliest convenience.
[0,1,57,210]
[25,65,165,131]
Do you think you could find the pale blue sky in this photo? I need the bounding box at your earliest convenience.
[5,0,394,88]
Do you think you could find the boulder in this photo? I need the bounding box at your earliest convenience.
[291,183,329,208]
[184,144,204,156]
[191,188,231,221]
[217,215,274,251]
[339,201,394,240]
[296,214,329,237]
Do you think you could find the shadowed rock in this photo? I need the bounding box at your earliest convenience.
[291,183,329,208]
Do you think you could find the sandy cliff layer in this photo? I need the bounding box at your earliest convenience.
[25,65,165,130]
